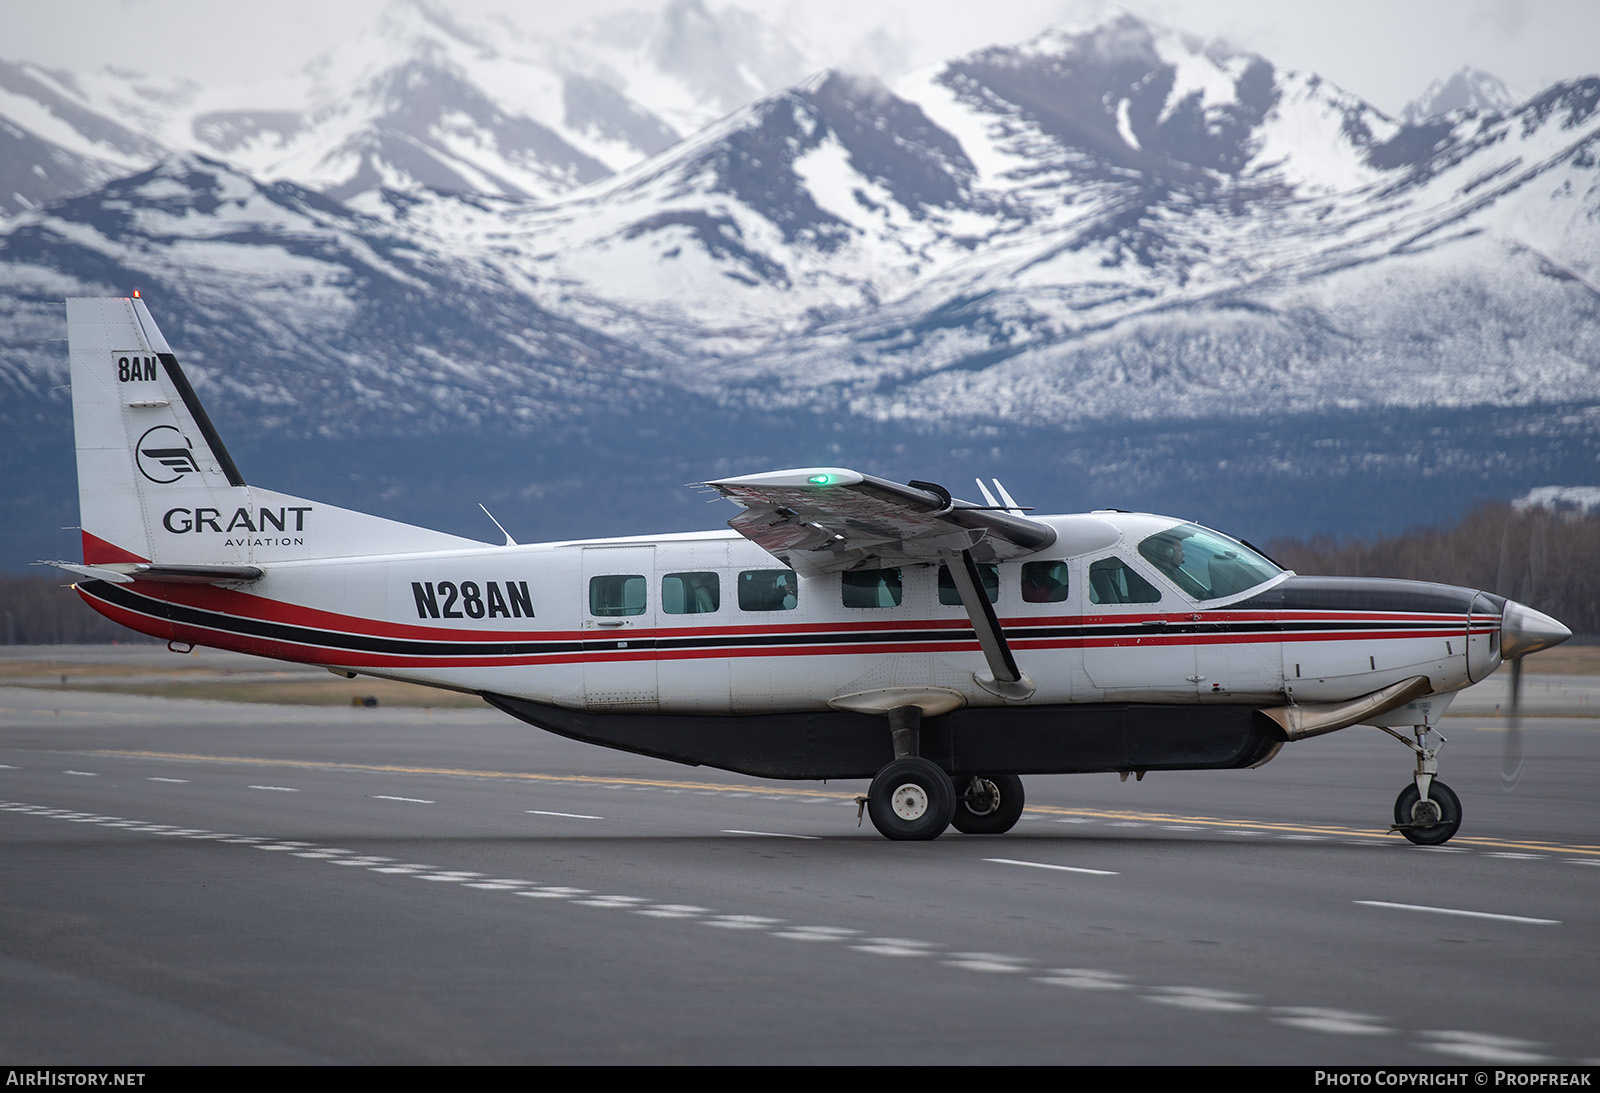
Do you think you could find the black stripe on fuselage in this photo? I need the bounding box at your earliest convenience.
[1234,576,1476,615]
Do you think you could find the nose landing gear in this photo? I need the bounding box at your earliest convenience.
[1379,724,1463,845]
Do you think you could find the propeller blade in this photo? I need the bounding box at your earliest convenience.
[1498,598,1569,791]
[1502,655,1523,789]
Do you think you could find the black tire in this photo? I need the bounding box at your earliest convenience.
[949,773,1026,835]
[867,757,955,841]
[1394,780,1463,846]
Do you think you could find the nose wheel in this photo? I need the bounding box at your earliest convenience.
[1393,780,1462,845]
[1379,724,1464,845]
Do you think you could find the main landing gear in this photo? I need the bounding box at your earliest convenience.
[1379,723,1463,846]
[950,773,1026,835]
[862,706,1026,840]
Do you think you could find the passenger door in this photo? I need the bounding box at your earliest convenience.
[581,546,658,712]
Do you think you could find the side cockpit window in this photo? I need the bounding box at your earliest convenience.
[1137,524,1282,601]
[1087,557,1161,605]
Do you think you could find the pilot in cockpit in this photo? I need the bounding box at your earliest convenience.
[1145,534,1208,599]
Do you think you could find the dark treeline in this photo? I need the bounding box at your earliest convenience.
[0,574,155,645]
[1267,502,1599,636]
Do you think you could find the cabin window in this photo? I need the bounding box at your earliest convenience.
[590,574,646,616]
[1087,557,1161,605]
[937,563,999,605]
[1021,561,1070,603]
[842,567,903,608]
[662,572,720,614]
[1137,524,1282,601]
[738,569,798,611]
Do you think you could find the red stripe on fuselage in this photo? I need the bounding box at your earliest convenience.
[81,581,1484,672]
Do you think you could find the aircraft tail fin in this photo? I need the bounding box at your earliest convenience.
[65,297,481,567]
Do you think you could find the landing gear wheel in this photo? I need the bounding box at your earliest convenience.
[950,773,1025,835]
[1393,780,1462,846]
[867,757,955,841]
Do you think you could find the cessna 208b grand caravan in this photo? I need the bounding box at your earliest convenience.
[48,297,1572,842]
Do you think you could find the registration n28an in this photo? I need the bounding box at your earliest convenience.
[47,298,1571,841]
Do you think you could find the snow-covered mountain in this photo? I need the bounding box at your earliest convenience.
[1402,66,1523,123]
[0,0,832,215]
[2,12,1598,570]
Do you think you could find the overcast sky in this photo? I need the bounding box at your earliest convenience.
[10,0,1600,116]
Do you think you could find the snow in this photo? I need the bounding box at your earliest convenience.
[0,82,144,167]
[1515,486,1600,514]
[1115,98,1140,150]
[1152,36,1239,126]
[1247,73,1389,193]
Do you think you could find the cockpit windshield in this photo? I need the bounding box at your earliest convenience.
[1136,524,1282,602]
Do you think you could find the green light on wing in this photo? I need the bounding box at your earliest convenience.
[807,473,835,486]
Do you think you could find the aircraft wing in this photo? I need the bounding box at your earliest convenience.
[701,468,1057,576]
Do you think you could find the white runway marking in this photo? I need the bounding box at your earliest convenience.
[525,810,602,819]
[1146,986,1256,1013]
[373,795,434,803]
[771,926,860,941]
[985,857,1118,876]
[62,770,99,776]
[1271,1007,1389,1036]
[704,914,785,930]
[1035,969,1133,991]
[1420,1030,1551,1063]
[147,777,188,783]
[721,829,820,839]
[850,938,939,957]
[635,904,712,919]
[248,785,298,792]
[944,952,1031,973]
[515,887,589,899]
[1355,901,1559,925]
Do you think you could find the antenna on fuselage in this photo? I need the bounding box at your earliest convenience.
[479,504,518,547]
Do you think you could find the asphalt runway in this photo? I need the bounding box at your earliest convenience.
[2,674,1598,1064]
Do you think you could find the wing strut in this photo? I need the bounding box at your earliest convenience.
[941,548,1035,701]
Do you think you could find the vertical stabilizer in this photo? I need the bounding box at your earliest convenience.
[65,297,482,565]
[68,297,246,564]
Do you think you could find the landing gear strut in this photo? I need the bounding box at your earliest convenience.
[864,704,956,840]
[1379,724,1463,845]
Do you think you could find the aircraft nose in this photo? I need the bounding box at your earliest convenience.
[1501,600,1572,660]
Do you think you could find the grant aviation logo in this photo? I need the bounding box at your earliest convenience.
[136,425,200,484]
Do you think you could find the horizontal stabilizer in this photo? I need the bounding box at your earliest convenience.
[38,560,264,585]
